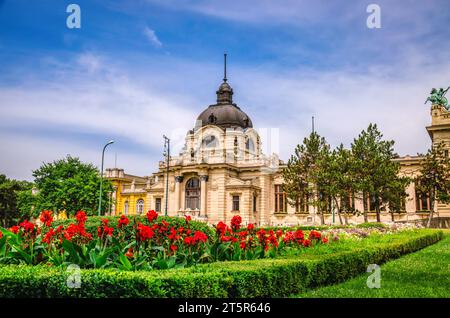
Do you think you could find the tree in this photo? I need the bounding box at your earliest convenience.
[316,144,358,225]
[351,124,408,223]
[0,174,32,227]
[283,132,329,224]
[17,155,113,217]
[416,142,450,227]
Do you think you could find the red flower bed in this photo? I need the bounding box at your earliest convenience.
[0,210,330,270]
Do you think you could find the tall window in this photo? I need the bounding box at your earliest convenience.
[274,185,287,213]
[246,138,255,152]
[232,195,240,211]
[415,185,431,211]
[318,192,332,214]
[155,198,161,212]
[185,178,200,210]
[253,194,257,213]
[124,201,129,215]
[136,199,144,215]
[363,192,377,212]
[295,193,309,213]
[340,192,355,212]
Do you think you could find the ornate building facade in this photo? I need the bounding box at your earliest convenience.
[105,72,450,226]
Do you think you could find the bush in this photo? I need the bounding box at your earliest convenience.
[356,222,387,229]
[0,229,442,298]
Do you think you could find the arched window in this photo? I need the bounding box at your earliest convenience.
[185,177,200,210]
[246,138,255,152]
[124,201,129,215]
[136,199,144,215]
[202,135,217,149]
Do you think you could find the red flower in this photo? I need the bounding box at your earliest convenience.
[238,231,248,238]
[159,221,169,233]
[308,230,321,240]
[146,210,158,223]
[75,211,87,225]
[247,223,255,231]
[283,231,295,243]
[184,236,193,246]
[302,239,311,247]
[56,225,64,233]
[170,245,178,252]
[118,215,129,229]
[193,231,208,244]
[276,229,283,238]
[0,231,3,239]
[10,225,19,234]
[64,224,79,241]
[321,237,329,244]
[125,247,134,258]
[294,230,304,243]
[239,240,246,250]
[216,221,227,235]
[64,223,92,242]
[19,220,35,233]
[220,235,232,242]
[101,218,109,226]
[43,228,56,244]
[231,215,242,230]
[97,225,114,238]
[137,223,154,241]
[39,210,53,227]
[185,215,192,224]
[168,227,180,241]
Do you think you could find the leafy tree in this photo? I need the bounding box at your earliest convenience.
[0,174,32,227]
[316,144,357,225]
[416,142,450,227]
[283,132,329,224]
[351,124,408,222]
[17,156,113,217]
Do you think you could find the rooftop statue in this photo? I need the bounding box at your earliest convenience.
[425,86,450,109]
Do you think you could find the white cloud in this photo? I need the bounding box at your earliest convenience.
[143,27,162,48]
[1,48,450,180]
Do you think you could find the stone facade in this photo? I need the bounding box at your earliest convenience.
[105,77,450,226]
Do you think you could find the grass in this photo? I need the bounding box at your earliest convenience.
[297,230,450,298]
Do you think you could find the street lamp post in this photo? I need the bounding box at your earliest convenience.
[98,140,114,216]
[163,135,170,217]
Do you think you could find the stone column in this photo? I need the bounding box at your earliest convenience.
[111,186,117,216]
[174,176,184,214]
[199,175,209,217]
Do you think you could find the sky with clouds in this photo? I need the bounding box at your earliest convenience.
[1,0,450,181]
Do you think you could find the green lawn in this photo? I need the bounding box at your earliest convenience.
[297,231,450,298]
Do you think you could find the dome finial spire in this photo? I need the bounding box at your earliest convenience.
[223,53,227,82]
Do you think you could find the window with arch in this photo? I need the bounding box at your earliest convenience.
[185,177,200,210]
[202,135,218,149]
[136,199,144,215]
[246,137,255,152]
[124,201,129,215]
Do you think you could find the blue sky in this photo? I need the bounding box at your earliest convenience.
[1,0,450,180]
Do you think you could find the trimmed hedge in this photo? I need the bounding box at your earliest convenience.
[52,215,215,237]
[0,229,443,298]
